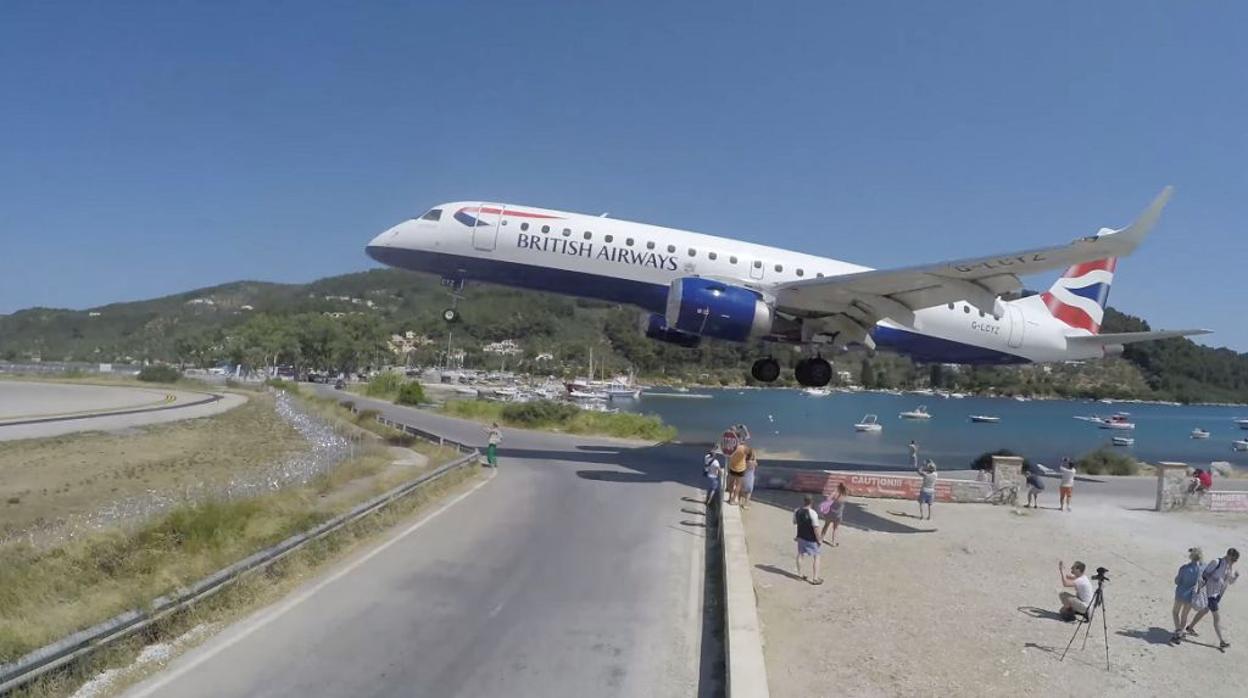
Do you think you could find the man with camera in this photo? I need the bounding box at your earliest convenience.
[1058,560,1094,621]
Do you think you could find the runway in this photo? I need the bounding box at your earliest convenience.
[122,388,717,698]
[0,381,243,441]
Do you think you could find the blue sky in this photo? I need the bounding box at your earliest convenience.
[2,2,1245,348]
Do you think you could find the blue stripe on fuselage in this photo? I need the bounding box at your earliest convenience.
[871,325,1028,365]
[366,246,1031,365]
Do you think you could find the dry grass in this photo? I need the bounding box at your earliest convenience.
[6,464,483,698]
[0,394,306,539]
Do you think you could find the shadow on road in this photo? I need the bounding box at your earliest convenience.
[1018,605,1068,622]
[1116,627,1177,645]
[755,563,805,582]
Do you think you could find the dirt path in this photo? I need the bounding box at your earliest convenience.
[743,490,1247,697]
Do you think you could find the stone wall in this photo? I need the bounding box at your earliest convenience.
[1155,462,1190,512]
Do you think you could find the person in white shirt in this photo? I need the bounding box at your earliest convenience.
[916,460,937,520]
[703,448,723,506]
[484,423,501,467]
[1186,548,1240,650]
[1058,459,1076,512]
[1058,560,1094,620]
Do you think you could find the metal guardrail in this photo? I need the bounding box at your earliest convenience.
[0,416,481,694]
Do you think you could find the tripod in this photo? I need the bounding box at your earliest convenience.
[1060,577,1110,670]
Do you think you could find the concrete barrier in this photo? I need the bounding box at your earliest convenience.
[719,501,770,698]
[757,466,990,503]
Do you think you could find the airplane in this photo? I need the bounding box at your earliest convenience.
[365,187,1209,387]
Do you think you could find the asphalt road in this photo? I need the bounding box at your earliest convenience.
[124,388,718,698]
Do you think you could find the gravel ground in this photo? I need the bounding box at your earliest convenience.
[743,488,1247,697]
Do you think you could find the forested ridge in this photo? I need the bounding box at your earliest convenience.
[1,269,1244,403]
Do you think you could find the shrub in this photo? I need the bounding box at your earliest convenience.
[395,382,426,406]
[501,400,580,426]
[137,365,181,383]
[364,372,404,398]
[1077,448,1139,476]
[970,449,1031,471]
[354,409,380,426]
[340,400,356,413]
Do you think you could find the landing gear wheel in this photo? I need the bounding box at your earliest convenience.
[751,358,781,383]
[795,357,832,387]
[442,308,460,323]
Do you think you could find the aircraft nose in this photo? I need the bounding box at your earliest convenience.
[365,226,400,263]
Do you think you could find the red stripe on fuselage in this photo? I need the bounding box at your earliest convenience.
[476,207,563,219]
[1041,292,1100,333]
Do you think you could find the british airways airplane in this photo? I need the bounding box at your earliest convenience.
[365,187,1208,387]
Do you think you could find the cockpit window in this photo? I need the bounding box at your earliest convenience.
[420,209,442,221]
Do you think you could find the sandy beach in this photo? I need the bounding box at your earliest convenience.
[743,487,1247,697]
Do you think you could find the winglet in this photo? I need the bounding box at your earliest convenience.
[1099,186,1174,251]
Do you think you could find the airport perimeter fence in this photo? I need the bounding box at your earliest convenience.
[0,414,482,694]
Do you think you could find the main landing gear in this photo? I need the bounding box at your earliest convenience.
[751,357,781,383]
[794,356,833,388]
[751,356,833,387]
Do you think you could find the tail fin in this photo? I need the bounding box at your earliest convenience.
[1040,245,1117,334]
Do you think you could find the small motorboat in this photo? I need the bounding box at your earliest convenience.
[899,405,932,420]
[969,415,1001,424]
[803,387,831,397]
[1233,440,1248,452]
[1235,418,1248,430]
[605,382,641,400]
[854,414,882,432]
[1112,436,1135,446]
[1078,413,1135,430]
[1191,428,1211,440]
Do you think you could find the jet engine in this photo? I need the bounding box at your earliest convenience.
[664,277,774,342]
[641,313,702,347]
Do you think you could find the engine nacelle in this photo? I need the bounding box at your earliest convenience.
[665,277,773,342]
[641,313,702,348]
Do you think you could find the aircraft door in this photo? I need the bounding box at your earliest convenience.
[749,258,765,281]
[471,202,501,251]
[1006,304,1025,348]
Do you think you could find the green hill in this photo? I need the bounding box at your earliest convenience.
[1,270,1245,402]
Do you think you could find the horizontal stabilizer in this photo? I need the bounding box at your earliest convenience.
[1067,329,1211,346]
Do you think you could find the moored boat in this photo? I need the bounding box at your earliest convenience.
[1233,439,1248,452]
[1191,428,1211,440]
[1111,436,1134,446]
[899,405,932,420]
[854,414,882,432]
[969,415,1001,423]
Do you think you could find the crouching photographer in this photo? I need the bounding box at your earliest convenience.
[1058,560,1093,621]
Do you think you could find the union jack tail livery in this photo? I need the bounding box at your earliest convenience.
[1041,254,1117,335]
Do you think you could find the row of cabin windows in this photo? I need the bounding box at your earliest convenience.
[507,220,823,277]
[947,302,1002,321]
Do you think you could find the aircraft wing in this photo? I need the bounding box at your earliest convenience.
[1066,329,1211,346]
[771,188,1173,347]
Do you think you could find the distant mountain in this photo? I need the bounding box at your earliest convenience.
[2,270,1245,402]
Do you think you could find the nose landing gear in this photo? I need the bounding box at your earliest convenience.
[441,276,465,324]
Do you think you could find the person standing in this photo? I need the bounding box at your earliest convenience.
[485,422,501,467]
[819,482,849,546]
[740,442,759,509]
[909,440,919,469]
[1058,458,1076,512]
[1025,463,1046,509]
[703,447,723,507]
[1187,547,1240,650]
[726,441,748,504]
[1171,547,1206,644]
[1057,560,1093,620]
[793,494,823,585]
[916,459,937,520]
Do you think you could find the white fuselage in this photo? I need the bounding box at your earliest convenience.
[366,201,1101,365]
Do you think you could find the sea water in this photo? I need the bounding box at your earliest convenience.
[618,389,1248,470]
